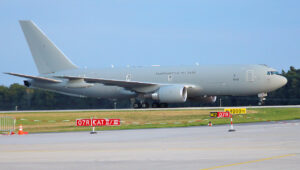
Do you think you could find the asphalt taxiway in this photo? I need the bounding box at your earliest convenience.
[0,120,299,170]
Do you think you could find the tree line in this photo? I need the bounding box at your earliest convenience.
[0,66,299,110]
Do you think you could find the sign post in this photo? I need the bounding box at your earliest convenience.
[228,115,235,132]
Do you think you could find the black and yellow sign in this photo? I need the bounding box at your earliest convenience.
[210,112,218,118]
[224,108,247,114]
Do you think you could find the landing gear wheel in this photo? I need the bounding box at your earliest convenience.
[258,93,267,106]
[133,102,141,109]
[141,102,149,108]
[258,98,265,105]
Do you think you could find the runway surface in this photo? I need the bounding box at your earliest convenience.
[1,120,300,170]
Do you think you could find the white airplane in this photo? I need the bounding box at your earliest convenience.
[5,20,287,108]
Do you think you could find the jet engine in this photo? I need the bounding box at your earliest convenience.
[151,85,187,103]
[24,80,31,87]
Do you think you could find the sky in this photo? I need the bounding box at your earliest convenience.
[1,0,300,86]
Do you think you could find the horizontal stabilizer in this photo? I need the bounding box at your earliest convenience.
[4,72,62,83]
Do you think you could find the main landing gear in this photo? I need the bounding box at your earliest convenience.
[133,102,150,109]
[133,102,168,109]
[133,102,149,109]
[151,102,168,108]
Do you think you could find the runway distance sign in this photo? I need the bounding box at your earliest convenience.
[210,112,231,118]
[224,108,247,114]
[76,119,120,126]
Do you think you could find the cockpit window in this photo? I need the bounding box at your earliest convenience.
[267,71,279,75]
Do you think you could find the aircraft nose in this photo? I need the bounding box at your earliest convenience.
[267,75,288,92]
[277,76,288,88]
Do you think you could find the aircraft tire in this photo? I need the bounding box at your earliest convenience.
[141,102,149,108]
[133,103,142,109]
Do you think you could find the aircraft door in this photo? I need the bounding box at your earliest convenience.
[126,74,131,81]
[246,70,255,82]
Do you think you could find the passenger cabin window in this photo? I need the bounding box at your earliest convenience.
[267,71,279,75]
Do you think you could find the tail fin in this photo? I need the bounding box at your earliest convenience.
[19,20,78,74]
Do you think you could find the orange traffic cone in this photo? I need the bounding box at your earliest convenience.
[18,124,24,135]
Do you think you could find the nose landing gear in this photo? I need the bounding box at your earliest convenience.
[258,92,267,105]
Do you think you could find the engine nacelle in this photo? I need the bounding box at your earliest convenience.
[24,80,31,87]
[152,85,187,103]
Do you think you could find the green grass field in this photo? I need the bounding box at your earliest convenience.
[0,108,300,133]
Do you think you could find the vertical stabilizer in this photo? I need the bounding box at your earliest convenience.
[19,20,78,74]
